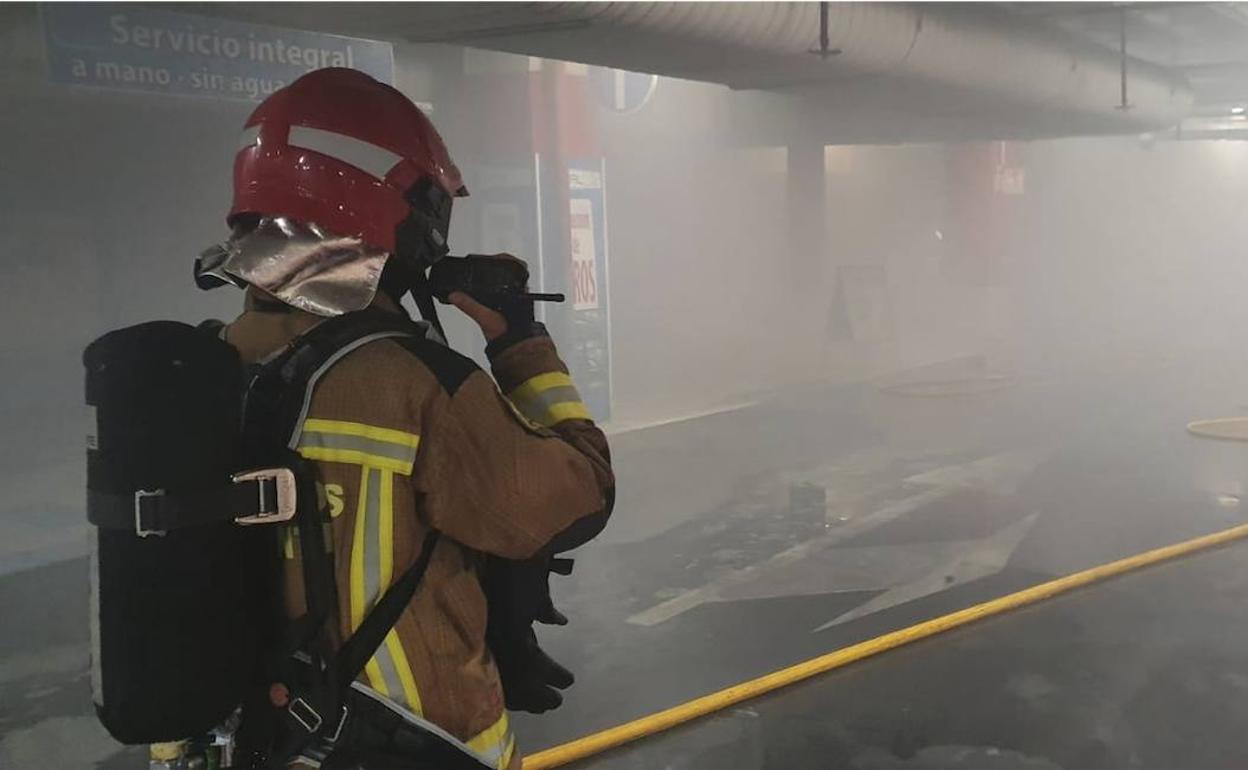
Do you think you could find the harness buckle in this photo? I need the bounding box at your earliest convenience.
[327,705,349,744]
[288,697,323,734]
[233,468,297,525]
[134,489,167,538]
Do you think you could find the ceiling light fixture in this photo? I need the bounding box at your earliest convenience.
[1233,106,1245,115]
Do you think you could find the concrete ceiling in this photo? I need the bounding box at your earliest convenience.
[1003,2,1248,137]
[1004,2,1248,111]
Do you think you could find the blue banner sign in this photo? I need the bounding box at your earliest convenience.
[42,4,394,100]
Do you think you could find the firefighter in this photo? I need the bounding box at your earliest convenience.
[213,68,613,769]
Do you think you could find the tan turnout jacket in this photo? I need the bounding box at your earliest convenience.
[225,297,613,769]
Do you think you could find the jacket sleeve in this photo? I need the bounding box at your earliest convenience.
[410,332,614,560]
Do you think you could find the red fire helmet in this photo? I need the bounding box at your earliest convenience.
[229,68,466,254]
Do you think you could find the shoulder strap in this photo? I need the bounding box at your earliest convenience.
[334,530,441,692]
[243,308,434,458]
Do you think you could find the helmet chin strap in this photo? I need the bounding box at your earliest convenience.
[393,178,454,344]
[407,266,446,343]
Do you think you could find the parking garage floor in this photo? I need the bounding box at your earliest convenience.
[572,538,1248,770]
[5,343,1248,769]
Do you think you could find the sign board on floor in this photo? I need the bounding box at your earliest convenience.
[42,4,394,100]
[829,265,893,343]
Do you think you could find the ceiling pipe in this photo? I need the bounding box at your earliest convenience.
[400,2,1193,131]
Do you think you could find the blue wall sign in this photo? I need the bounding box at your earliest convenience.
[42,4,395,101]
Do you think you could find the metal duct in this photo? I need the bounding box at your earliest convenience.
[400,2,1194,131]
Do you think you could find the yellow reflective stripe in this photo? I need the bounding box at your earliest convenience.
[467,711,509,752]
[547,401,593,424]
[302,418,420,448]
[500,735,517,769]
[507,371,592,427]
[337,447,426,713]
[297,419,420,475]
[507,371,574,404]
[468,711,514,769]
[353,465,387,696]
[298,446,414,475]
[363,658,388,696]
[385,630,424,716]
[370,468,424,715]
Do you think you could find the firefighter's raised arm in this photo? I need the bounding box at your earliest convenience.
[411,291,614,559]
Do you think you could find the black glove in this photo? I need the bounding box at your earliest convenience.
[492,626,574,714]
[482,555,576,713]
[493,290,536,333]
[429,253,536,330]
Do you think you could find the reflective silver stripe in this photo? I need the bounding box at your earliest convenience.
[295,744,329,765]
[297,431,418,467]
[362,468,410,708]
[238,124,262,150]
[286,331,414,450]
[371,642,408,714]
[349,682,499,768]
[288,125,403,181]
[513,384,583,425]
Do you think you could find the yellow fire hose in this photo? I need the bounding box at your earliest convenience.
[523,521,1248,769]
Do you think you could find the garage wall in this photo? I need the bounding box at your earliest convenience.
[1011,138,1248,375]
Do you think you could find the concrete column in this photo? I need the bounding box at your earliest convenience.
[786,141,828,289]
